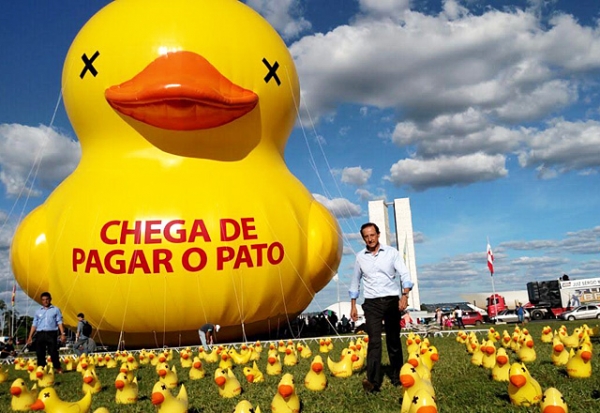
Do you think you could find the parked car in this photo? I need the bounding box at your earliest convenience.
[492,309,530,323]
[559,304,600,321]
[451,311,484,326]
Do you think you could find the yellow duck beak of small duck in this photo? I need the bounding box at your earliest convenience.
[105,51,258,131]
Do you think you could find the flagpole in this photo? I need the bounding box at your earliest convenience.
[487,238,497,320]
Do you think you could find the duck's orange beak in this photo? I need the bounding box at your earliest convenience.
[105,51,258,131]
[278,384,294,398]
[151,392,165,405]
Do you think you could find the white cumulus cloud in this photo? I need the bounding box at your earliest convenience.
[388,153,507,191]
[341,166,372,186]
[0,124,81,197]
[313,193,362,218]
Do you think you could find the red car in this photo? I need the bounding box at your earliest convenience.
[451,311,484,326]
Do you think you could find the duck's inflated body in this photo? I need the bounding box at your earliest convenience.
[10,0,341,347]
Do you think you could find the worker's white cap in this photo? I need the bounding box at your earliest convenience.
[215,324,221,332]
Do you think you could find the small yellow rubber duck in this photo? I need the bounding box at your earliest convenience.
[219,353,234,370]
[297,342,312,359]
[319,339,330,354]
[151,381,188,413]
[508,362,542,406]
[501,330,512,349]
[566,343,592,378]
[115,371,138,404]
[82,369,102,394]
[400,362,435,413]
[105,354,118,369]
[407,387,438,413]
[189,357,206,380]
[518,337,537,363]
[327,348,356,378]
[229,347,252,365]
[243,361,264,383]
[540,387,568,413]
[119,363,135,383]
[551,336,570,366]
[407,351,431,382]
[559,328,580,349]
[491,348,510,382]
[234,400,263,413]
[540,326,554,343]
[283,345,298,366]
[157,363,179,389]
[266,350,283,376]
[304,355,327,391]
[271,373,300,413]
[10,378,38,411]
[35,365,55,388]
[214,367,242,398]
[179,348,193,368]
[481,340,497,370]
[30,387,92,413]
[0,365,9,383]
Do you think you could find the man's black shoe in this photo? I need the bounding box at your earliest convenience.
[362,379,380,393]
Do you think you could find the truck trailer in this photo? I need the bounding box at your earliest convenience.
[487,276,600,321]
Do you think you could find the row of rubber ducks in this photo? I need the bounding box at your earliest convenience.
[4,337,370,413]
[399,333,440,413]
[454,323,597,411]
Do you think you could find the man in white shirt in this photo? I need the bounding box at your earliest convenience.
[349,223,414,393]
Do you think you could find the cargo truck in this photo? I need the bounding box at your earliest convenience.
[487,276,600,321]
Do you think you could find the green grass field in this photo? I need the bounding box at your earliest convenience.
[1,320,599,412]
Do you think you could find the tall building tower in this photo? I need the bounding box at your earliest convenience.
[367,198,421,310]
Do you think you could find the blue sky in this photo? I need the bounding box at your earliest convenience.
[1,0,600,319]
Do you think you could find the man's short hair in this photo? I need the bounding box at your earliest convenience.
[360,222,380,235]
[41,292,52,300]
[77,313,85,318]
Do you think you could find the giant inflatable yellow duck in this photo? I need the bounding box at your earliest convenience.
[10,0,342,348]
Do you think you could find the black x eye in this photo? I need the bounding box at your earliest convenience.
[80,51,100,79]
[262,58,280,86]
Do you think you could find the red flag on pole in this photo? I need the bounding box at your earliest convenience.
[487,243,494,276]
[11,284,16,307]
